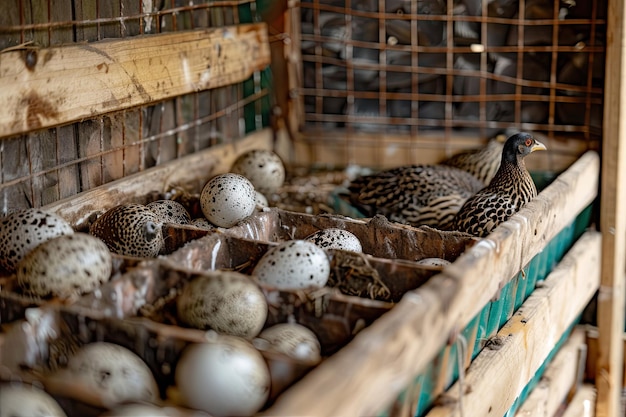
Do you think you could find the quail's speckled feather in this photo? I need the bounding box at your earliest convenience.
[452,132,546,237]
[346,137,503,229]
[347,164,484,229]
[441,136,505,185]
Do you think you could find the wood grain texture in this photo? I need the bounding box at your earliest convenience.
[43,128,274,229]
[0,23,270,138]
[261,151,599,417]
[563,384,597,417]
[596,0,626,414]
[425,230,600,417]
[514,327,586,417]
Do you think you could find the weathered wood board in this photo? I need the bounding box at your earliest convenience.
[0,23,270,138]
[426,232,600,417]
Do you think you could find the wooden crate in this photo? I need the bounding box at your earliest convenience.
[1,0,624,416]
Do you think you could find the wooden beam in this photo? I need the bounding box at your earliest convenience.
[43,128,274,229]
[0,23,271,138]
[563,384,598,417]
[597,0,626,414]
[262,152,599,417]
[514,327,587,417]
[425,232,601,417]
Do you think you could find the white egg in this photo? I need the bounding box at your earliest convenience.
[0,208,74,272]
[416,257,451,267]
[305,228,363,252]
[200,173,256,228]
[0,384,67,417]
[252,240,330,290]
[177,271,268,339]
[17,233,112,298]
[175,337,270,417]
[147,200,191,225]
[255,191,269,208]
[256,323,321,363]
[65,342,159,407]
[230,149,286,194]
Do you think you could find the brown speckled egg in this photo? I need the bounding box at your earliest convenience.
[0,384,67,417]
[146,200,191,225]
[306,228,363,252]
[256,323,321,363]
[89,204,163,257]
[65,342,158,407]
[200,173,256,228]
[230,149,285,194]
[175,337,270,416]
[0,209,74,272]
[252,240,330,290]
[177,271,268,339]
[16,233,112,298]
[190,217,215,231]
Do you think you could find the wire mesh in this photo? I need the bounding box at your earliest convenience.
[0,0,273,214]
[296,0,606,141]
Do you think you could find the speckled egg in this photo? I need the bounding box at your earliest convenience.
[0,209,74,272]
[89,204,163,257]
[65,342,158,407]
[252,240,330,290]
[200,173,256,228]
[230,149,285,194]
[190,217,215,231]
[177,271,268,339]
[416,257,451,267]
[306,228,363,253]
[0,383,67,417]
[256,323,321,363]
[175,337,270,417]
[16,233,112,298]
[255,191,269,208]
[146,200,191,225]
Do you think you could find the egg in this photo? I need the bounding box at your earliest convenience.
[416,257,451,267]
[175,337,270,417]
[0,208,74,272]
[0,383,67,417]
[252,240,330,289]
[89,204,163,257]
[305,228,363,252]
[177,271,268,339]
[200,173,256,228]
[16,233,112,298]
[146,200,191,225]
[256,323,322,363]
[255,191,269,208]
[190,217,215,231]
[64,342,158,407]
[230,149,286,194]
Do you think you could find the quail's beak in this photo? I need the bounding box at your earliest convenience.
[531,140,547,152]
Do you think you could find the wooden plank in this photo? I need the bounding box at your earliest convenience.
[563,384,597,417]
[0,23,271,138]
[514,327,586,417]
[596,0,626,414]
[42,128,274,229]
[425,232,600,417]
[585,327,626,391]
[261,152,599,417]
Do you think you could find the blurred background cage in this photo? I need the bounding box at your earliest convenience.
[1,0,625,416]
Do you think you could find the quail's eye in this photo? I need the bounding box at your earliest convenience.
[525,138,533,147]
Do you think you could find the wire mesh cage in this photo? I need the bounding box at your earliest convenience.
[0,0,273,214]
[285,0,605,167]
